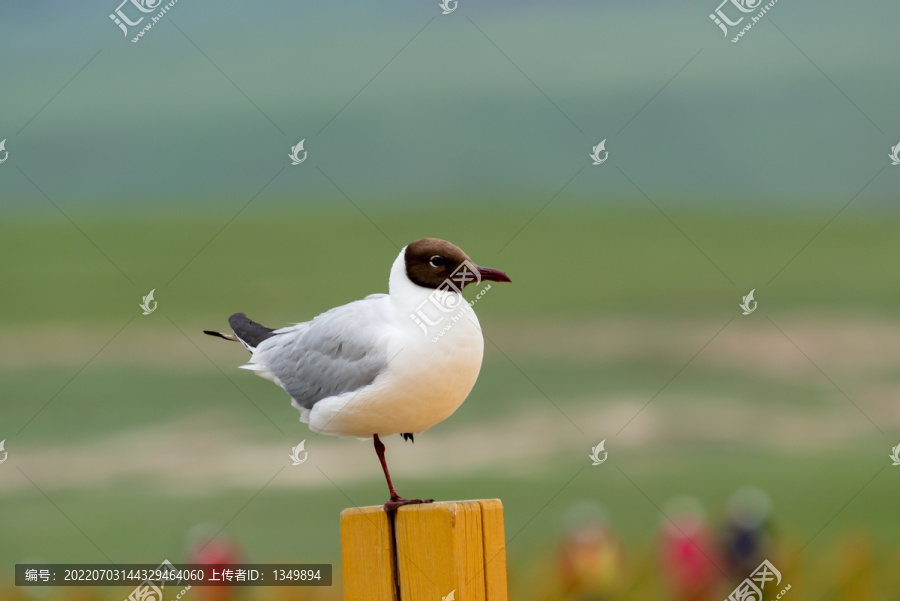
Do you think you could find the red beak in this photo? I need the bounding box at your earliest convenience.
[476,265,512,283]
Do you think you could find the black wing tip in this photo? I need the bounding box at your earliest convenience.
[401,433,414,443]
[228,313,277,348]
[227,312,252,331]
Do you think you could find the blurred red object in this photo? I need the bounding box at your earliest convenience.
[659,497,722,601]
[185,524,244,601]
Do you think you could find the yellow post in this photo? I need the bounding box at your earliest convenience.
[341,499,508,601]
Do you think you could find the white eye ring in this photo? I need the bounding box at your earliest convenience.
[429,255,443,268]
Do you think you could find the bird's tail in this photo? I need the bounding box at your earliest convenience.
[203,312,277,351]
[203,330,239,342]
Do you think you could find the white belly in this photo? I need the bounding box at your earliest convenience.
[306,307,485,437]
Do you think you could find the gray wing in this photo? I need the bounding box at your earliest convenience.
[249,294,391,409]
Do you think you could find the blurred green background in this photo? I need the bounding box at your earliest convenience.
[1,1,899,599]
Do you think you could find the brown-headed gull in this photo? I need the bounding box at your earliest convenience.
[204,238,510,510]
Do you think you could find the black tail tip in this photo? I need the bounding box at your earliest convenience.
[203,330,236,341]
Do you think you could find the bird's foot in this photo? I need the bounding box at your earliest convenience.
[383,496,434,512]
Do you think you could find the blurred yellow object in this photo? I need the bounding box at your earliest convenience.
[832,532,875,601]
[553,524,624,601]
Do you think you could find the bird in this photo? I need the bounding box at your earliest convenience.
[204,238,511,511]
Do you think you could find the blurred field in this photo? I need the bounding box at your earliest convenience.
[3,205,899,322]
[1,208,898,599]
[3,0,899,598]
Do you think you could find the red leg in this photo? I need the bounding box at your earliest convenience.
[373,434,433,512]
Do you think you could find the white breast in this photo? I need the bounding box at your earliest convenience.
[306,304,483,437]
[304,254,486,438]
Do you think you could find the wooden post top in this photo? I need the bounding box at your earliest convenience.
[341,499,508,601]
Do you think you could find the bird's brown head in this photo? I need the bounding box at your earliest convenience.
[404,238,511,290]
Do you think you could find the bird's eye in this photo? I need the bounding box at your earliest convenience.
[429,255,445,268]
